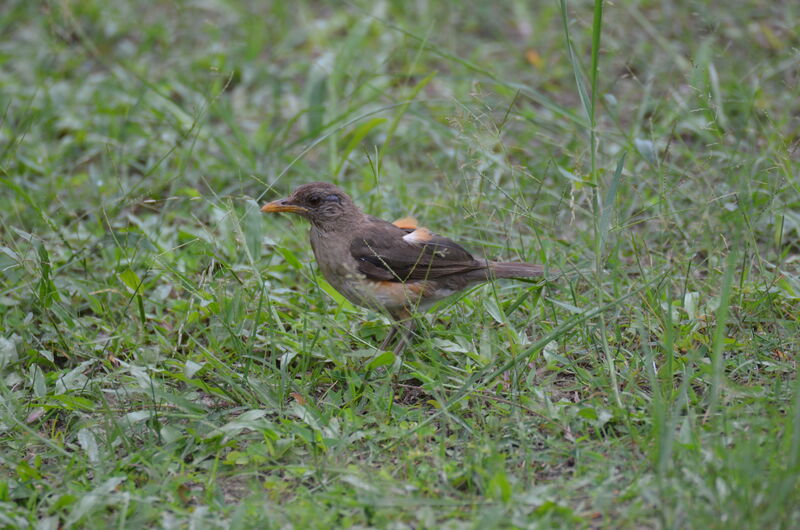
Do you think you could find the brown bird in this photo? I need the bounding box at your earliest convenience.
[261,182,544,354]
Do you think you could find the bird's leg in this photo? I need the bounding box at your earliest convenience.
[385,308,416,356]
[392,317,416,356]
[378,309,417,354]
[379,325,400,351]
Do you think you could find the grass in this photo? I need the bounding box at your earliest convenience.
[1,0,799,527]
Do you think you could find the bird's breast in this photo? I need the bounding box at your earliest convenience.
[309,227,370,303]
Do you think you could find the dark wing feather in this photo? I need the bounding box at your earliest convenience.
[350,219,485,282]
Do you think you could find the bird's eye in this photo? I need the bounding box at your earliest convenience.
[307,196,321,206]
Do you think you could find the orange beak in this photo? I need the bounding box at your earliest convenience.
[260,198,307,214]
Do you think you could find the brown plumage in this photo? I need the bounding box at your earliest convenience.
[262,182,544,354]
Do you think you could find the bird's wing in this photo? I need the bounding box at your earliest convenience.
[350,218,485,282]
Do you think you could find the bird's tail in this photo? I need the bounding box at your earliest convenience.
[462,261,545,282]
[488,261,545,279]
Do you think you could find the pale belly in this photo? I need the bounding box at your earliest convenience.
[327,271,410,312]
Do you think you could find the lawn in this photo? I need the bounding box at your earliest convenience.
[1,0,799,527]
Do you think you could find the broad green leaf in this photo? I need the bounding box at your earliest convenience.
[118,269,141,294]
[367,351,395,369]
[484,296,505,324]
[316,276,357,312]
[307,76,327,136]
[276,247,302,269]
[77,428,100,464]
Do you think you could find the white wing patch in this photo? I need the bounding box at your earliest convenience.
[402,227,432,244]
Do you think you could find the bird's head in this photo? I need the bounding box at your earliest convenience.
[261,182,360,230]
